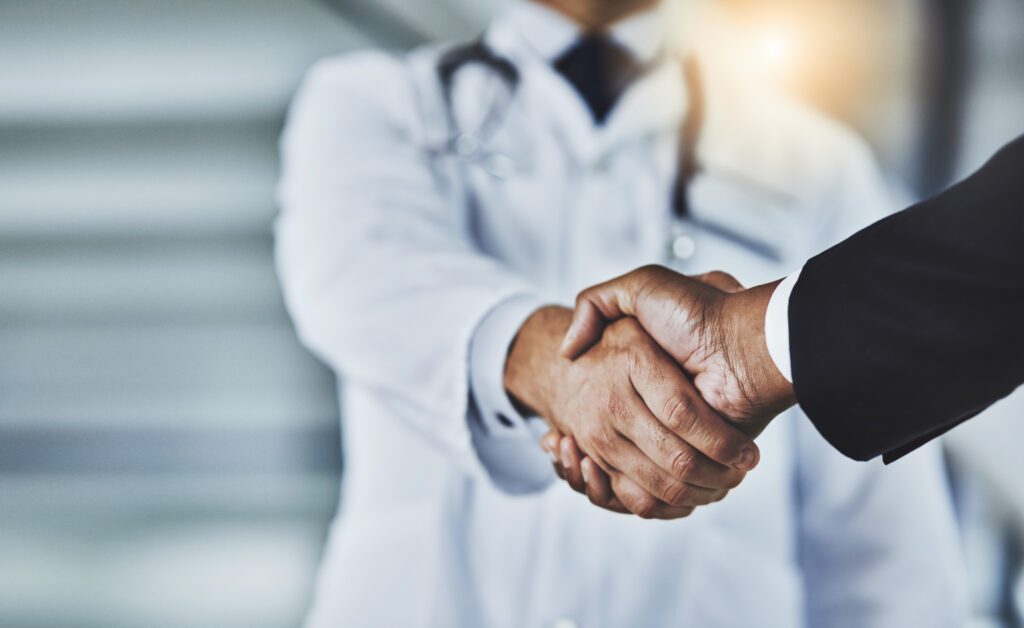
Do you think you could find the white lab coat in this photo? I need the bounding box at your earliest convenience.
[276,6,968,628]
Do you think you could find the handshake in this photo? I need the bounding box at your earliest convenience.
[505,265,798,519]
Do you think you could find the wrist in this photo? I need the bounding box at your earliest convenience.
[721,281,797,417]
[504,306,574,420]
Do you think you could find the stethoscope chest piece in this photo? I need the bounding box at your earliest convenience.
[452,132,517,179]
[666,220,700,267]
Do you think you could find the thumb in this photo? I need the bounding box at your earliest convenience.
[559,272,644,358]
[559,297,609,358]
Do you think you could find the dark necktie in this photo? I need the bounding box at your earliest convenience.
[553,33,645,125]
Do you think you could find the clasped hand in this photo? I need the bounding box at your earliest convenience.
[505,266,797,520]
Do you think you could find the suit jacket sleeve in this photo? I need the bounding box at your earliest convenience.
[788,135,1024,462]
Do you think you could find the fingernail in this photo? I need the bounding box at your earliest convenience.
[582,462,591,484]
[547,447,559,463]
[736,447,758,471]
[561,442,571,468]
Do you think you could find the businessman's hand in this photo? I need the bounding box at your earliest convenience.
[561,266,797,434]
[545,268,790,515]
[505,306,759,519]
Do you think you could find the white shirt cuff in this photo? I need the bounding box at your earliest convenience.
[468,294,555,493]
[469,294,547,434]
[764,270,801,384]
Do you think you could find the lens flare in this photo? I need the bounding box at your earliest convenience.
[756,28,796,76]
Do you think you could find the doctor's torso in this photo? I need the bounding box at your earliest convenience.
[294,6,942,628]
[313,55,871,628]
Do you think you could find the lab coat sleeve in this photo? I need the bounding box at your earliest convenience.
[793,137,968,626]
[275,54,553,492]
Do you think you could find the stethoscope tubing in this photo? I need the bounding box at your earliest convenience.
[433,41,782,261]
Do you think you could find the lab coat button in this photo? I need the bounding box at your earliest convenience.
[455,132,480,156]
[485,153,517,179]
[671,234,697,260]
[549,619,579,628]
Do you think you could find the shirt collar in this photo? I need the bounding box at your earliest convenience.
[502,0,668,65]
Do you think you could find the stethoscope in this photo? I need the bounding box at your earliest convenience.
[437,42,524,180]
[434,41,782,263]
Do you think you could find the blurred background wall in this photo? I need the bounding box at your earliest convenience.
[0,1,1021,626]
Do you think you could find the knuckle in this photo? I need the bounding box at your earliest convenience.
[679,507,695,519]
[724,470,746,490]
[632,496,659,520]
[662,481,689,507]
[670,448,696,479]
[663,393,699,433]
[702,433,732,462]
[585,423,615,453]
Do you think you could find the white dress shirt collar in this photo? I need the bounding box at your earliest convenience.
[482,0,684,163]
[503,0,668,65]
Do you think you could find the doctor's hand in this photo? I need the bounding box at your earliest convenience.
[560,266,797,436]
[504,306,759,519]
[543,429,640,515]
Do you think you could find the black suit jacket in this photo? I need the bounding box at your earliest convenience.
[789,135,1024,462]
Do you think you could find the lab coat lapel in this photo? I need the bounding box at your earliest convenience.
[693,53,803,200]
[685,53,807,262]
[523,56,689,168]
[598,57,688,158]
[519,58,603,165]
